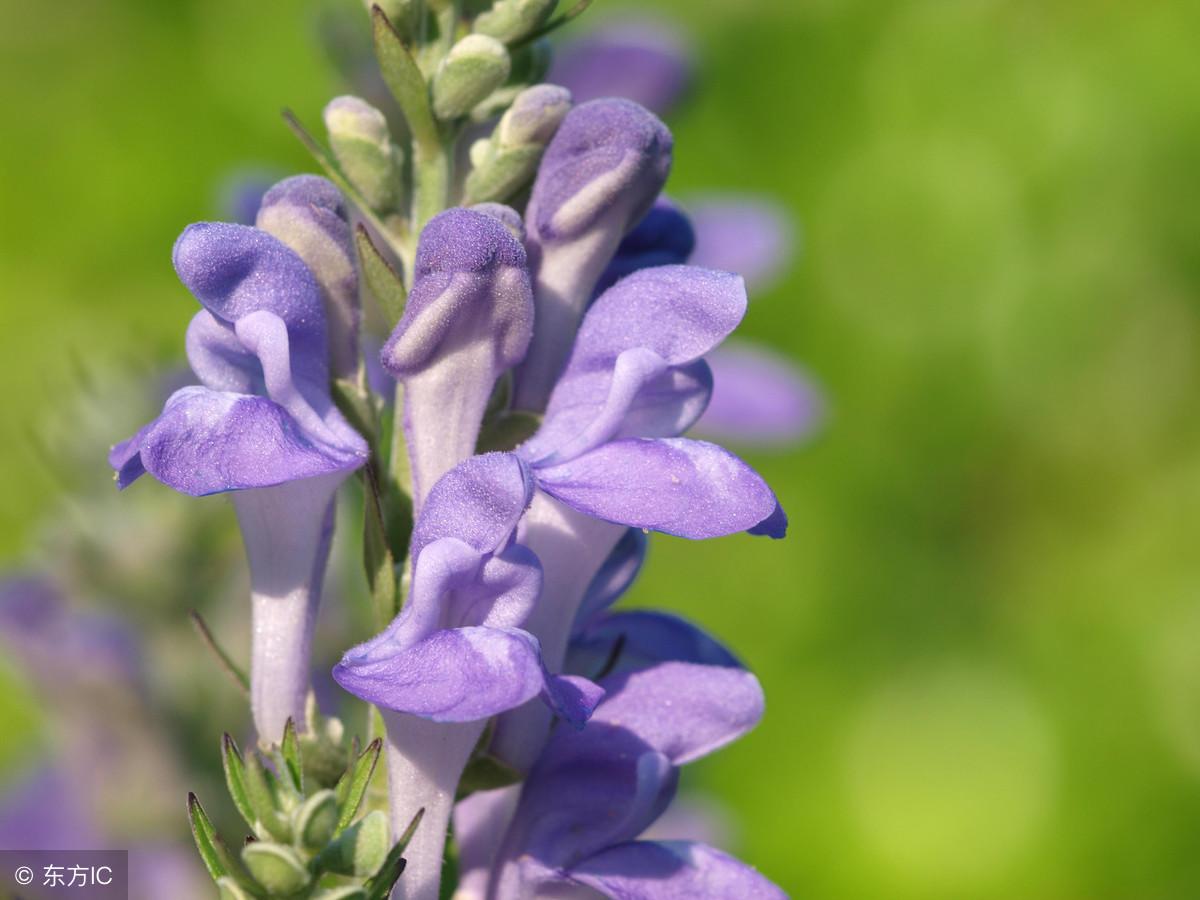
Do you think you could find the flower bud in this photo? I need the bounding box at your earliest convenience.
[431,35,511,121]
[464,85,571,205]
[473,0,558,45]
[323,95,403,213]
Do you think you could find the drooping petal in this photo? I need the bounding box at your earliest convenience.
[596,197,695,295]
[127,386,364,496]
[256,175,359,379]
[687,196,796,293]
[567,610,741,680]
[525,267,743,463]
[548,19,692,116]
[574,528,648,631]
[694,342,823,447]
[516,100,673,411]
[568,840,787,900]
[382,208,534,506]
[410,452,534,561]
[333,624,596,723]
[173,222,330,390]
[535,437,783,539]
[184,309,263,395]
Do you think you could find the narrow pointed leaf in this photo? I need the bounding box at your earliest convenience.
[371,5,439,153]
[243,754,290,842]
[456,753,522,799]
[510,0,593,49]
[187,793,236,883]
[355,224,407,325]
[364,808,424,900]
[189,610,249,696]
[334,737,383,835]
[221,734,257,832]
[363,464,400,627]
[281,718,304,794]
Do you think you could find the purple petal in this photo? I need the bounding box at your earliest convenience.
[549,19,692,116]
[174,223,331,392]
[256,175,359,379]
[333,624,596,723]
[574,528,648,631]
[567,610,741,680]
[129,386,364,496]
[694,342,823,446]
[535,437,783,539]
[596,197,695,295]
[527,266,745,463]
[185,309,264,395]
[382,208,534,505]
[687,197,796,292]
[411,452,534,561]
[569,841,787,900]
[589,662,764,767]
[455,786,522,900]
[0,767,100,851]
[515,100,673,411]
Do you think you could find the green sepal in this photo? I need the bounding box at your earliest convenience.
[456,752,523,799]
[243,753,292,842]
[221,734,258,834]
[295,789,340,851]
[464,144,543,205]
[371,6,440,154]
[281,718,304,795]
[334,737,384,835]
[316,809,391,878]
[216,876,257,900]
[242,842,312,896]
[188,793,257,892]
[355,224,407,326]
[364,808,425,900]
[476,412,542,453]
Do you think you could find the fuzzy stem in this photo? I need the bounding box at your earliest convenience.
[383,711,485,900]
[233,472,342,744]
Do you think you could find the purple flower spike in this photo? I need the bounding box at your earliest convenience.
[549,18,693,117]
[485,661,784,900]
[696,342,824,446]
[515,99,673,411]
[381,208,534,509]
[334,454,602,900]
[256,175,360,379]
[110,215,367,743]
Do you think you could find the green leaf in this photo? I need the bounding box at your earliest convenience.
[456,752,523,799]
[281,718,304,794]
[332,377,379,447]
[295,789,340,851]
[242,842,311,896]
[509,0,592,49]
[371,5,440,155]
[189,610,249,696]
[221,734,257,833]
[312,888,368,900]
[355,224,407,326]
[334,737,383,835]
[364,808,425,900]
[187,793,237,884]
[243,753,291,842]
[316,809,391,878]
[363,463,400,627]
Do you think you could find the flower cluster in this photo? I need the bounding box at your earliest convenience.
[110,4,799,898]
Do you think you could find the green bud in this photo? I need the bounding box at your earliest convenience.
[432,34,511,121]
[324,96,403,212]
[474,0,559,44]
[294,789,339,851]
[242,842,311,895]
[315,809,391,877]
[216,877,255,900]
[464,84,571,204]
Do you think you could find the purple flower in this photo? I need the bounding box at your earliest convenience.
[548,18,692,117]
[333,454,603,900]
[688,197,796,295]
[109,185,368,742]
[476,662,785,899]
[514,99,673,411]
[380,207,534,509]
[697,342,824,446]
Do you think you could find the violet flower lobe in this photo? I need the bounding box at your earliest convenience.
[481,662,785,900]
[332,453,602,900]
[109,181,367,743]
[380,207,534,510]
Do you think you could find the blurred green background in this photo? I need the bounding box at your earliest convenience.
[3,0,1200,897]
